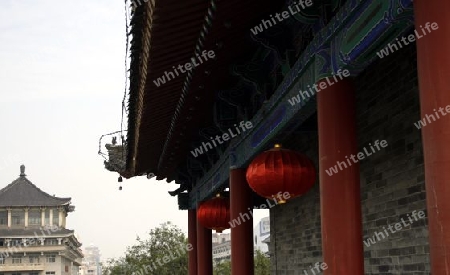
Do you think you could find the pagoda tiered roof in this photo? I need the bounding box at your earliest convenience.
[0,165,72,209]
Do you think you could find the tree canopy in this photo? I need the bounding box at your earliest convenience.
[213,250,270,275]
[103,222,270,275]
[103,222,189,275]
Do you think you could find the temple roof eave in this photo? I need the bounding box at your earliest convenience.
[123,0,276,180]
[0,166,74,208]
[0,228,75,238]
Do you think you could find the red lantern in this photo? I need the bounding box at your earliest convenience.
[246,144,316,203]
[197,194,230,233]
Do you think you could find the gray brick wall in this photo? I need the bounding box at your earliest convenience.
[269,45,429,274]
[356,45,429,275]
[269,132,321,275]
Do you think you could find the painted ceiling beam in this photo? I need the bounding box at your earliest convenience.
[188,0,414,209]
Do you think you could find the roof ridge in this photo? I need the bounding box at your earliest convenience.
[23,177,71,202]
[0,176,70,202]
[0,177,23,195]
[0,171,72,207]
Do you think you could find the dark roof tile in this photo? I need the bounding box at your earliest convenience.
[0,165,71,207]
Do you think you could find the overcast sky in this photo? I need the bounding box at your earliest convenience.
[0,0,268,261]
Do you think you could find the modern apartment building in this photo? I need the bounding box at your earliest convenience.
[253,216,270,253]
[0,165,83,275]
[79,245,101,275]
[211,217,271,265]
[212,233,231,265]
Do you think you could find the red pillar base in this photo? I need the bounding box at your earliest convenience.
[230,168,254,275]
[317,79,364,274]
[414,1,450,273]
[188,210,198,275]
[197,212,212,275]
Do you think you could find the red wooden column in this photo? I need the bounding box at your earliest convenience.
[317,78,364,274]
[188,210,198,275]
[230,168,254,275]
[414,1,450,273]
[197,217,212,275]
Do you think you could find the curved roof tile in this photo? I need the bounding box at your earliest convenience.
[0,165,71,207]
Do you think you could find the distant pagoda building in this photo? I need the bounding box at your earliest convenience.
[0,165,83,275]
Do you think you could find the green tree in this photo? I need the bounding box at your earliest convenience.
[103,258,128,275]
[106,222,189,275]
[254,249,270,275]
[212,250,270,275]
[213,260,231,275]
